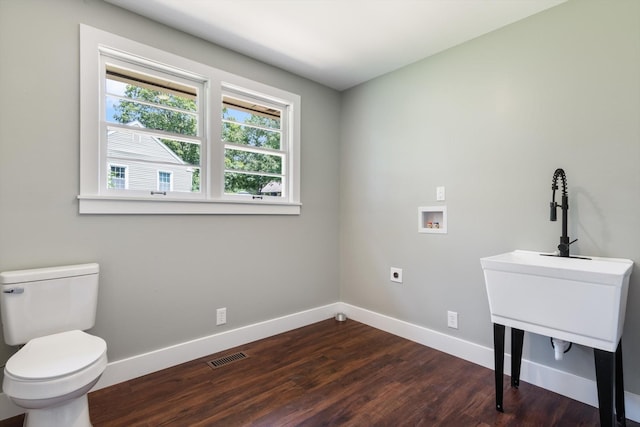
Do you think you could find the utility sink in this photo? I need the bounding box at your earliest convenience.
[481,250,633,352]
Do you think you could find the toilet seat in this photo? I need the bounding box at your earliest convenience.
[6,330,106,380]
[3,331,107,401]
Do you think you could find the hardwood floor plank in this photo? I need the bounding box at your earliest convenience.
[0,319,637,426]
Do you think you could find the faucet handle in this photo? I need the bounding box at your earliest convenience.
[550,202,558,221]
[557,238,578,257]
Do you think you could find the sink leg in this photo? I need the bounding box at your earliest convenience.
[594,347,616,427]
[511,328,524,388]
[615,340,626,426]
[493,323,505,412]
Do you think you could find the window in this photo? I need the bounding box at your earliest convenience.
[158,171,172,193]
[222,94,287,198]
[104,63,202,196]
[79,25,300,214]
[109,165,127,189]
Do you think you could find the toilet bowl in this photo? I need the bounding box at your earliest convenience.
[0,263,107,427]
[3,330,107,427]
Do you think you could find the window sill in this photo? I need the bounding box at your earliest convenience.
[78,195,301,215]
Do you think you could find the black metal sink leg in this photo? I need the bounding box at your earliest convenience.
[594,340,626,427]
[615,340,625,425]
[511,328,524,388]
[493,323,505,412]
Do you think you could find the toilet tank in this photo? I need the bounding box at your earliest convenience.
[0,263,99,346]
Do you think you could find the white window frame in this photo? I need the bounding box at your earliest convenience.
[79,24,301,215]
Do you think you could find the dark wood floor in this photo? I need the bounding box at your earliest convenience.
[2,319,637,426]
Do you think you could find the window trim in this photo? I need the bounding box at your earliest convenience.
[79,24,301,215]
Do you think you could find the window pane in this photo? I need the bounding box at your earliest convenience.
[105,72,198,137]
[106,96,197,136]
[222,96,281,150]
[224,173,282,197]
[222,97,280,130]
[107,127,201,193]
[222,121,280,149]
[225,149,282,174]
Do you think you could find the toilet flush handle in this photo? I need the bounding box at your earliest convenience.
[2,287,24,294]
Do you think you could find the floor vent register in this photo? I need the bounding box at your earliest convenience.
[206,352,249,369]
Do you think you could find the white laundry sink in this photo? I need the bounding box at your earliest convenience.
[480,250,633,351]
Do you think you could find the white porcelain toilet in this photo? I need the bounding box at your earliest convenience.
[0,264,107,427]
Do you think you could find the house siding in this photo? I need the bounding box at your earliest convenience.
[107,127,195,192]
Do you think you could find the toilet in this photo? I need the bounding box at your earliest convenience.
[0,264,107,427]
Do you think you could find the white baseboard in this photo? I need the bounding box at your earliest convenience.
[2,302,639,422]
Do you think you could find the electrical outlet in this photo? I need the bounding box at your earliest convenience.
[216,307,227,326]
[390,267,403,283]
[447,311,458,329]
[436,186,446,201]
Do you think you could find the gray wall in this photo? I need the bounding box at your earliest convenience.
[2,0,640,403]
[0,0,341,365]
[340,0,640,392]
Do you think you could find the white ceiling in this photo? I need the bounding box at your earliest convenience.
[105,0,566,91]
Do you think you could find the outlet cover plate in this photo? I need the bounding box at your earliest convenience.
[216,307,227,325]
[447,311,458,329]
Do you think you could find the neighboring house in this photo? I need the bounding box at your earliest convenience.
[260,181,282,196]
[107,121,194,193]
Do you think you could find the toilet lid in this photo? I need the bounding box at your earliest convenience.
[6,330,107,380]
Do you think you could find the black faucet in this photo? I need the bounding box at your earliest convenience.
[550,168,577,257]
